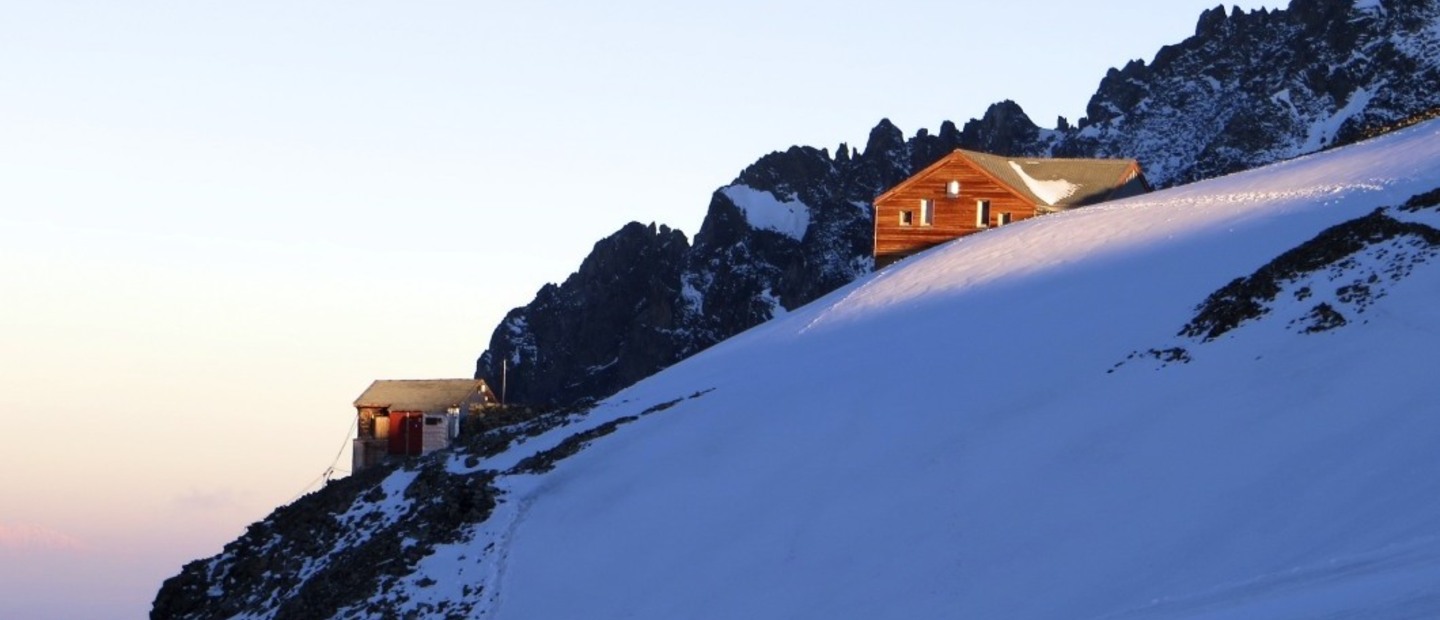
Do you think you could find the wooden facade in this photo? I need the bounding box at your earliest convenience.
[351,379,499,473]
[873,149,1148,268]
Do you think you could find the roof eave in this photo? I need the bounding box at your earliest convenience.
[873,149,968,204]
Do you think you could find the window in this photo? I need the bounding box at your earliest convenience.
[946,180,961,198]
[976,200,991,228]
[997,212,1013,226]
[425,417,443,426]
[900,210,914,226]
[919,199,934,226]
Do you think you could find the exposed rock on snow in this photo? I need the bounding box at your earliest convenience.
[1179,201,1440,342]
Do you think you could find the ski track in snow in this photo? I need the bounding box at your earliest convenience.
[1096,535,1440,620]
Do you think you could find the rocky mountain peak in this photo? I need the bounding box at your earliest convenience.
[474,221,689,406]
[1195,4,1231,37]
[959,99,1044,154]
[862,117,905,158]
[733,146,835,201]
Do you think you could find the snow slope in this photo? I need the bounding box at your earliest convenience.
[162,119,1440,618]
[448,120,1440,619]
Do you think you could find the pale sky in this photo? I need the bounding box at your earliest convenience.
[0,1,1282,617]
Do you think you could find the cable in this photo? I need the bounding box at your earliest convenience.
[321,415,357,483]
[287,414,358,504]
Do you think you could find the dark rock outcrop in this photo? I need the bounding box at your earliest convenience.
[1181,201,1440,341]
[151,461,499,620]
[153,393,712,618]
[957,101,1047,158]
[475,133,931,407]
[475,222,689,407]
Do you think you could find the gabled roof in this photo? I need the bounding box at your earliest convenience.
[353,379,493,411]
[962,150,1146,210]
[876,149,1148,212]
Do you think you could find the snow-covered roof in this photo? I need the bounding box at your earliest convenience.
[957,149,1149,210]
[353,379,494,412]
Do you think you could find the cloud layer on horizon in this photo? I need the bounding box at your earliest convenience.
[0,522,86,553]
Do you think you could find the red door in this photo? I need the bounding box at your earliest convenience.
[387,412,423,456]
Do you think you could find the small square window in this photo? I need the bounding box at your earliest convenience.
[900,210,914,226]
[946,180,961,198]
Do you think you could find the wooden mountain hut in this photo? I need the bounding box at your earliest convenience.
[873,149,1149,267]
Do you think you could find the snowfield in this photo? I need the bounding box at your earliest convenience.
[443,119,1440,619]
[180,119,1440,619]
[721,184,812,240]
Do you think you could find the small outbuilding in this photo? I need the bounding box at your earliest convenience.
[873,149,1149,267]
[351,379,499,473]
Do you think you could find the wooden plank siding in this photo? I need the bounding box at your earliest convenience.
[874,156,1037,267]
